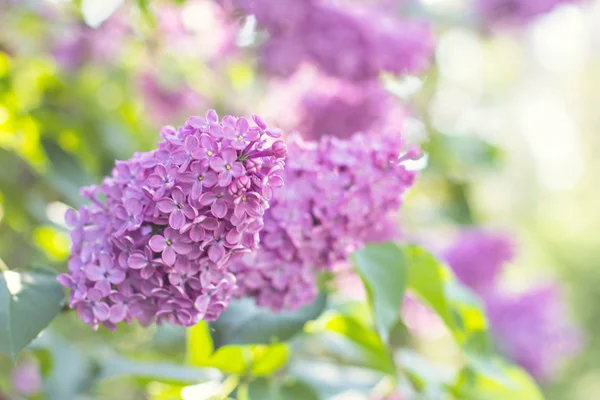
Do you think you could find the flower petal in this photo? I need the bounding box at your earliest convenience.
[163,246,177,266]
[169,211,186,230]
[149,235,167,252]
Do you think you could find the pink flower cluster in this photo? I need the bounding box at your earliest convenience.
[260,68,407,141]
[222,0,434,81]
[442,229,514,292]
[485,285,583,381]
[443,229,582,381]
[58,110,287,330]
[231,133,420,312]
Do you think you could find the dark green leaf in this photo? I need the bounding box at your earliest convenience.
[0,270,65,361]
[211,292,327,347]
[352,242,407,343]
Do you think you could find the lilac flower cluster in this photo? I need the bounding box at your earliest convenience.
[222,0,434,81]
[486,286,583,381]
[231,133,419,312]
[477,0,582,27]
[139,71,206,126]
[58,110,287,330]
[443,229,582,381]
[261,68,407,141]
[442,229,514,292]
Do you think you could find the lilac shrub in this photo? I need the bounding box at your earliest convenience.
[58,110,287,330]
[231,133,420,311]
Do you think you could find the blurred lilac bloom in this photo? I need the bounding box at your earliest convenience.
[11,358,42,397]
[485,285,583,382]
[232,132,419,311]
[478,0,582,27]
[443,229,515,293]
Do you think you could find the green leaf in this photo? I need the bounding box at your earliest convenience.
[211,292,327,347]
[404,245,490,350]
[322,314,395,374]
[453,358,544,400]
[31,332,95,400]
[186,321,214,366]
[248,378,319,400]
[251,344,289,376]
[203,346,249,375]
[352,242,407,343]
[0,270,65,361]
[187,322,288,375]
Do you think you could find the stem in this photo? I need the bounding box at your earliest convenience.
[237,382,249,400]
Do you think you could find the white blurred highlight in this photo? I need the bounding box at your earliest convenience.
[46,202,70,228]
[519,85,582,191]
[530,5,590,73]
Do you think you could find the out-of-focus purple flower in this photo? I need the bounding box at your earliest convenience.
[231,132,419,311]
[477,0,582,27]
[261,67,407,140]
[442,229,515,293]
[52,12,130,70]
[139,71,206,127]
[440,228,582,381]
[11,358,42,397]
[225,0,434,81]
[58,110,287,330]
[485,285,583,381]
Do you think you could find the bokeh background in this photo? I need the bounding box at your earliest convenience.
[0,0,599,399]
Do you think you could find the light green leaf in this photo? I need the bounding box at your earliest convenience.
[186,321,213,366]
[251,344,289,376]
[453,358,544,400]
[187,322,288,376]
[211,292,327,347]
[404,245,490,350]
[0,270,65,361]
[352,242,407,343]
[322,314,395,374]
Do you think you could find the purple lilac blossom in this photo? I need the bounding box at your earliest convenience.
[222,0,434,81]
[477,0,582,27]
[442,229,582,381]
[261,68,407,141]
[52,12,130,70]
[139,71,206,126]
[485,285,583,381]
[442,229,515,293]
[58,110,287,330]
[11,358,42,397]
[230,133,420,312]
